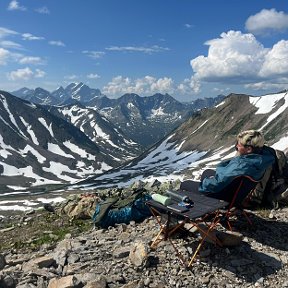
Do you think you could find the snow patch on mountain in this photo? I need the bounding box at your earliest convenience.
[250,91,288,130]
[149,107,167,117]
[20,117,39,145]
[38,118,54,137]
[0,134,13,158]
[20,145,46,163]
[249,92,287,114]
[272,135,288,154]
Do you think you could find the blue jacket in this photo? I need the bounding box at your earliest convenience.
[199,146,276,194]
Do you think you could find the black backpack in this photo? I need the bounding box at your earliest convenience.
[262,148,288,207]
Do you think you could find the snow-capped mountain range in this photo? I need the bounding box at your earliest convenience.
[1,89,288,214]
[74,91,288,190]
[12,82,103,106]
[4,86,287,196]
[1,86,223,194]
[12,83,224,147]
[0,91,140,192]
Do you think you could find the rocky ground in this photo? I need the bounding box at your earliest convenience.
[0,196,288,288]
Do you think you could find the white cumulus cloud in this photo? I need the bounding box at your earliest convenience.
[82,51,105,59]
[35,6,50,14]
[7,0,26,11]
[22,33,44,41]
[103,75,174,96]
[0,40,22,50]
[177,77,201,94]
[35,69,46,78]
[190,30,288,92]
[106,45,169,54]
[259,40,288,78]
[150,77,174,92]
[7,67,45,81]
[0,27,18,38]
[87,73,100,79]
[0,27,22,50]
[7,67,33,80]
[19,56,44,65]
[191,31,267,83]
[246,9,288,35]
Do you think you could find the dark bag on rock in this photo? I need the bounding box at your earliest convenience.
[92,188,152,228]
[265,149,288,207]
[251,147,288,207]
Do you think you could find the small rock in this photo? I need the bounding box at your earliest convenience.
[129,241,148,268]
[201,275,211,284]
[269,211,276,219]
[113,246,131,259]
[22,256,56,272]
[0,254,6,270]
[0,226,15,232]
[84,276,107,288]
[48,275,81,288]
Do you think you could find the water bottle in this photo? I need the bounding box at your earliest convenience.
[165,190,192,203]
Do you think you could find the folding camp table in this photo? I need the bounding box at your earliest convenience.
[146,190,228,267]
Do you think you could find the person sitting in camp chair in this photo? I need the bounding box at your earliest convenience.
[183,130,276,204]
[179,130,278,240]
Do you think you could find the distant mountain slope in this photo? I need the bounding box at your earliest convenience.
[12,82,103,106]
[2,85,224,192]
[64,82,102,103]
[47,103,143,160]
[12,83,225,147]
[75,91,288,189]
[96,93,193,146]
[12,87,60,106]
[0,91,123,191]
[91,93,225,147]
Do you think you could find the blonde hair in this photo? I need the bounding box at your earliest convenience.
[237,130,265,148]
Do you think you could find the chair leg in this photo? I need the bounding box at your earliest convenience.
[188,224,221,267]
[225,208,253,231]
[241,209,253,226]
[148,206,188,267]
[188,213,223,267]
[188,237,205,266]
[151,227,166,248]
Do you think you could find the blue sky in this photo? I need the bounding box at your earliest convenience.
[0,0,288,102]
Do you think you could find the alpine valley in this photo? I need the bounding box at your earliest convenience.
[0,83,223,194]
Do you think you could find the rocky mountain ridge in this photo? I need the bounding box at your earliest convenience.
[2,89,288,194]
[0,202,288,288]
[12,83,103,106]
[75,91,288,190]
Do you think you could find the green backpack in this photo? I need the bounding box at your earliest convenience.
[92,188,152,228]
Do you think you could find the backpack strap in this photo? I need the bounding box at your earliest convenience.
[93,197,118,225]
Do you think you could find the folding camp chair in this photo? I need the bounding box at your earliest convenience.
[204,175,261,231]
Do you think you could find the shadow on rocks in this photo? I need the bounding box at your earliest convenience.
[234,213,288,251]
[201,241,282,283]
[147,255,160,267]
